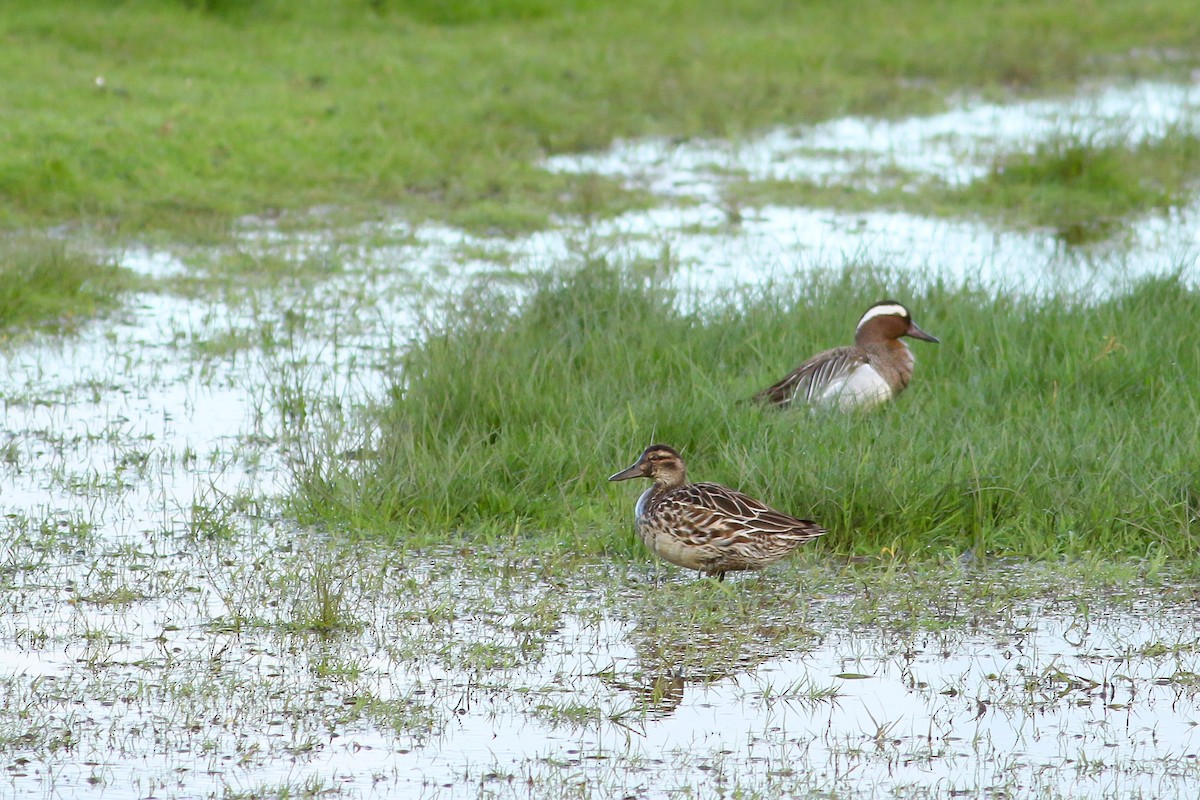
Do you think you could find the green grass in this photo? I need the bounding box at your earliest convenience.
[0,238,133,336]
[3,0,1198,236]
[727,129,1200,244]
[963,131,1200,242]
[287,257,1200,563]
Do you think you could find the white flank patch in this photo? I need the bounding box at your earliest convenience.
[856,303,909,330]
[820,363,893,409]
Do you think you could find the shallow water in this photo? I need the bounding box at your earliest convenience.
[541,80,1200,297]
[547,82,1200,194]
[2,81,1200,798]
[4,538,1200,799]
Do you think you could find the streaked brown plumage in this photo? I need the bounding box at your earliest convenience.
[755,300,939,410]
[608,444,826,581]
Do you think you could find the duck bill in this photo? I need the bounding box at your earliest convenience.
[608,461,646,482]
[907,321,939,343]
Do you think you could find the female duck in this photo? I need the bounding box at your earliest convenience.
[609,444,826,580]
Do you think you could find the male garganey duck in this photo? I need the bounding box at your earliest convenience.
[755,300,939,410]
[608,444,827,581]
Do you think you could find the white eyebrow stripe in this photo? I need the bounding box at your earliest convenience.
[856,303,909,330]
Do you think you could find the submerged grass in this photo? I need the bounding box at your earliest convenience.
[289,257,1200,564]
[4,0,1199,236]
[0,238,133,337]
[9,511,1200,797]
[726,129,1200,244]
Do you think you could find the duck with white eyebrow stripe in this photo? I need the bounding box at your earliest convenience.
[754,300,939,411]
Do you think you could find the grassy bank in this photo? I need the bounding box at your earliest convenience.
[727,129,1200,244]
[3,0,1198,236]
[288,258,1200,564]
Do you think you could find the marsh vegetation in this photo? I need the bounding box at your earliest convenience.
[0,238,132,335]
[2,1,1200,797]
[293,261,1200,565]
[3,0,1199,235]
[726,129,1200,244]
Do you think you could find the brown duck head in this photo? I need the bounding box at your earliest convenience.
[608,444,688,489]
[853,301,939,347]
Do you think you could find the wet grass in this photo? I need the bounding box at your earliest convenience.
[158,246,352,306]
[0,237,133,337]
[965,129,1200,242]
[289,256,1200,565]
[2,49,1198,791]
[5,512,1200,797]
[726,128,1200,244]
[4,0,1199,236]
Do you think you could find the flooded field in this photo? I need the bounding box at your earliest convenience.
[3,81,1200,798]
[5,536,1200,799]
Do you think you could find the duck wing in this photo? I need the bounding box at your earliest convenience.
[657,482,827,546]
[755,346,869,408]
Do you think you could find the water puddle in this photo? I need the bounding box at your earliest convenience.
[540,80,1200,296]
[2,539,1199,798]
[547,82,1200,194]
[2,80,1200,797]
